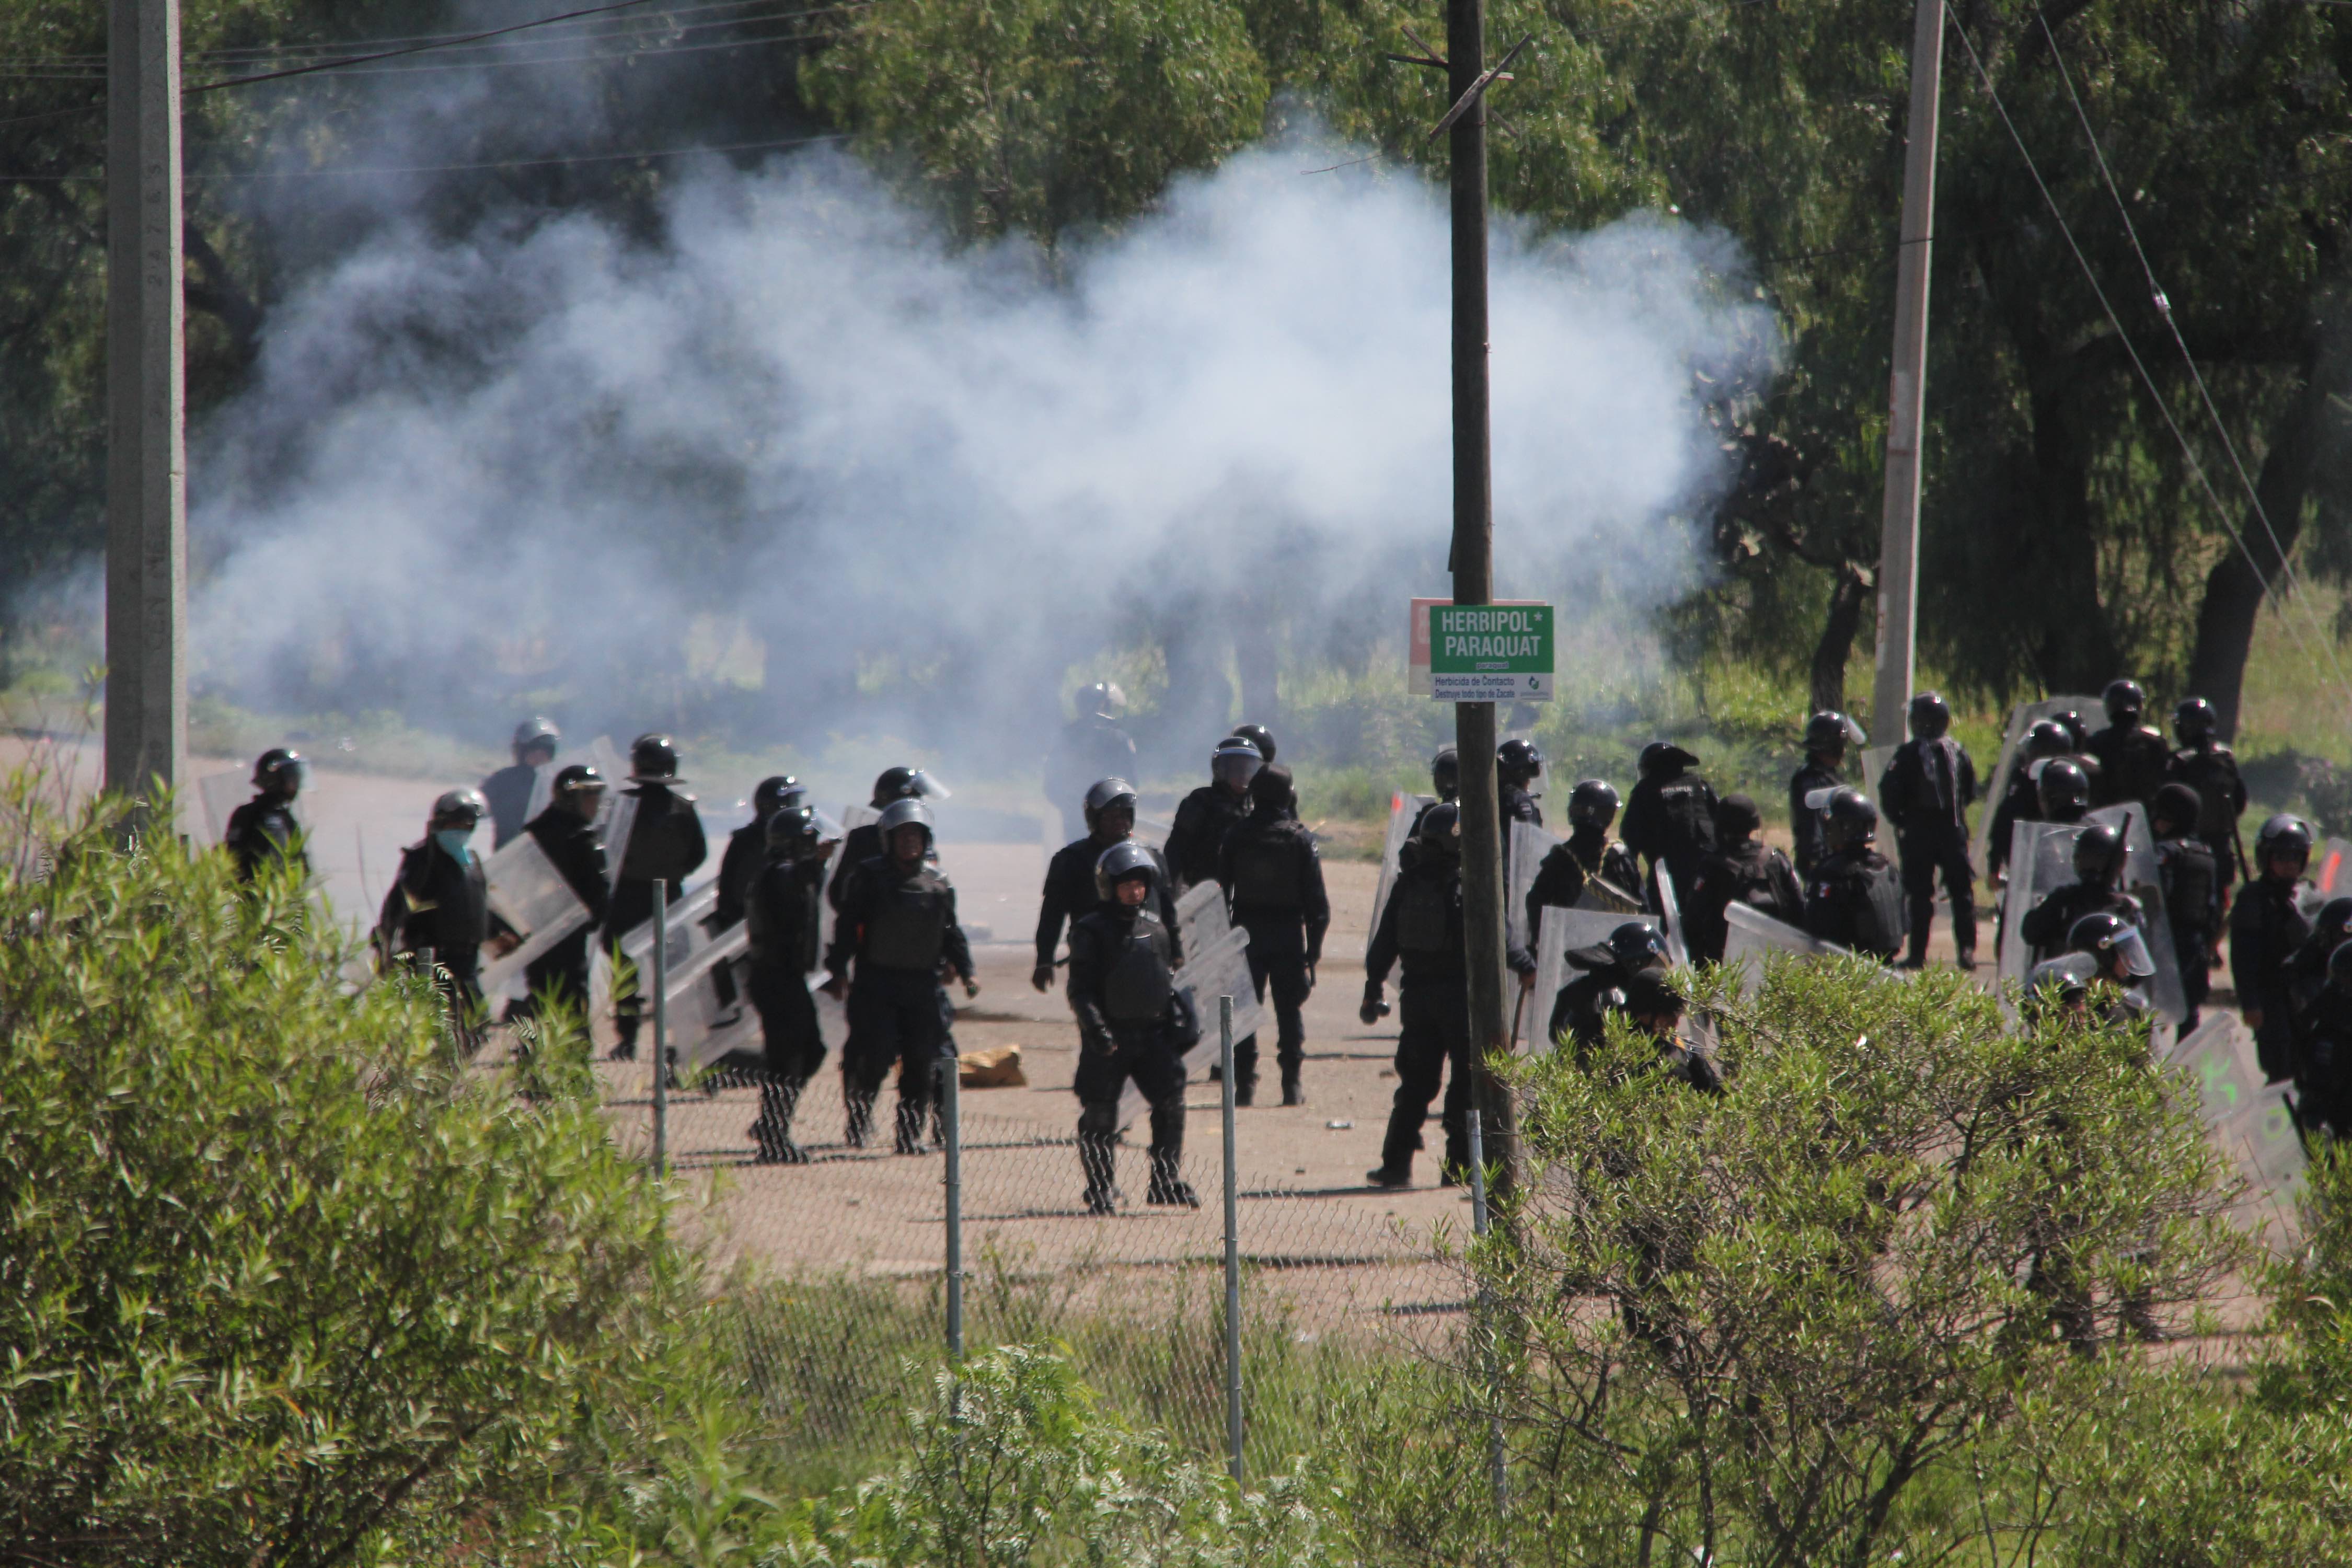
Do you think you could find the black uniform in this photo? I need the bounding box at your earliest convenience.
[1036,836,1181,973]
[1685,839,1804,965]
[1986,767,2044,882]
[2166,742,2249,895]
[2018,883,2142,967]
[1548,958,1658,1056]
[714,814,770,930]
[515,804,608,1018]
[2293,981,2352,1140]
[2231,875,2312,1083]
[825,854,974,1150]
[1163,782,1251,893]
[2155,832,2219,1025]
[1525,829,1645,942]
[224,794,306,884]
[1218,804,1331,1094]
[607,783,709,1059]
[826,821,884,912]
[1067,903,1189,1204]
[480,762,539,849]
[1788,760,1840,877]
[379,836,494,1047]
[1500,782,1543,829]
[1804,847,1907,962]
[745,848,828,1158]
[1365,857,1475,1180]
[1622,769,1718,908]
[1879,736,1978,965]
[2086,723,2172,811]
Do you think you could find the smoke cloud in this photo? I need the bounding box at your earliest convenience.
[187,128,1777,776]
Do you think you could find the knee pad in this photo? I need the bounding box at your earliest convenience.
[1077,1101,1120,1140]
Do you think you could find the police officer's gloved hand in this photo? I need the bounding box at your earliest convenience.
[1359,985,1385,1027]
[1031,963,1055,993]
[963,974,981,999]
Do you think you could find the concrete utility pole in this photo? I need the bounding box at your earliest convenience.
[1868,0,1944,743]
[105,0,189,810]
[1444,0,1521,1196]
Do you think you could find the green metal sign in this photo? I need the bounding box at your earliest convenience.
[1428,603,1553,701]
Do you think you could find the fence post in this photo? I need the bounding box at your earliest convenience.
[943,1051,964,1361]
[1220,993,1244,1484]
[1470,1106,1507,1521]
[651,881,668,1177]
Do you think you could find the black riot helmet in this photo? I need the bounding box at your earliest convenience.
[871,766,919,807]
[2152,781,2203,835]
[2173,696,2220,745]
[1232,723,1276,764]
[2053,709,2091,750]
[2027,954,2099,1008]
[630,733,682,783]
[553,763,605,812]
[1093,838,1162,903]
[1250,762,1296,813]
[1715,792,1762,839]
[2072,823,2124,887]
[1417,801,1463,858]
[431,786,487,831]
[1497,737,1546,788]
[1804,710,1864,755]
[2256,813,2314,873]
[1608,920,1671,973]
[1431,745,1460,801]
[2330,939,2352,990]
[765,803,820,854]
[753,775,802,818]
[2037,758,2091,820]
[2024,720,2074,762]
[2069,911,2155,981]
[2103,678,2146,724]
[1211,737,1263,792]
[1820,786,1879,854]
[1908,690,1952,740]
[1078,681,1127,722]
[1082,777,1139,832]
[512,716,561,764]
[2314,897,2352,951]
[1639,741,1700,781]
[1567,778,1621,832]
[252,747,305,795]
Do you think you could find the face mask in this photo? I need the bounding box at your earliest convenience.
[434,828,474,862]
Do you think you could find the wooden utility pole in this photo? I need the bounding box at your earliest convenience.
[1867,0,1944,743]
[105,0,188,811]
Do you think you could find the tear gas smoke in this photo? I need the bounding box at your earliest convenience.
[186,129,1777,776]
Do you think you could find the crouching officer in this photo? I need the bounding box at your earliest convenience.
[1879,690,1978,969]
[1527,780,1645,936]
[823,798,976,1153]
[1550,921,1671,1056]
[607,734,707,1065]
[1364,804,1475,1189]
[1803,788,1906,962]
[512,764,609,1022]
[1617,971,1723,1093]
[1220,763,1330,1106]
[380,788,506,1052]
[745,803,835,1163]
[2068,912,2159,1034]
[2019,823,2141,968]
[2233,814,2316,1083]
[225,748,309,884]
[1068,841,1195,1214]
[1036,778,1181,993]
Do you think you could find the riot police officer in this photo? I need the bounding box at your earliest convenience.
[1526,779,1646,938]
[1408,745,1461,840]
[1219,764,1330,1106]
[1548,920,1673,1056]
[2086,680,2171,810]
[1617,970,1723,1093]
[1047,682,1138,839]
[513,763,609,1022]
[745,803,835,1163]
[607,734,709,1064]
[481,717,559,849]
[2152,782,2219,1029]
[717,776,804,931]
[224,748,309,884]
[2287,897,2352,1023]
[1035,778,1181,993]
[380,788,505,1051]
[1988,721,2076,881]
[2165,697,2249,910]
[1067,841,1195,1213]
[1622,742,1719,909]
[822,798,976,1153]
[2068,912,2159,1032]
[1685,793,1804,964]
[1363,803,1477,1189]
[828,766,940,911]
[2293,941,2352,1141]
[1497,738,1547,827]
[1790,711,1864,877]
[1803,788,1906,962]
[2231,813,2316,1083]
[1232,723,1277,766]
[2036,757,2093,825]
[2019,824,2143,967]
[1164,736,1261,893]
[1879,691,1978,969]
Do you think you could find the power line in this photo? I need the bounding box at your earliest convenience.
[1,130,849,184]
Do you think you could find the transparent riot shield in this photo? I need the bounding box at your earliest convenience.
[521,760,559,828]
[601,793,639,895]
[1720,903,1847,991]
[1972,695,2102,871]
[1174,879,1232,969]
[586,735,628,829]
[2301,837,2352,919]
[477,833,592,996]
[619,879,720,976]
[1575,873,1644,914]
[198,769,249,847]
[1860,743,1897,816]
[2160,1012,2264,1129]
[1998,811,2186,1022]
[2224,1082,2308,1203]
[661,924,762,1072]
[1365,792,1436,959]
[1119,923,1264,1131]
[1652,862,1689,968]
[1505,817,1559,958]
[1531,907,1666,1054]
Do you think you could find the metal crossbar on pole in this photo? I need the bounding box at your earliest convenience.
[651,881,669,1176]
[1221,994,1244,1484]
[1470,1107,1506,1519]
[944,1052,964,1361]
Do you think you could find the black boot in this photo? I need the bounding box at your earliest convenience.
[751,1079,808,1164]
[894,1099,927,1156]
[1373,1103,1423,1189]
[1233,1073,1257,1108]
[1079,1110,1120,1212]
[1281,1068,1305,1107]
[844,1087,875,1149]
[1147,1157,1200,1207]
[1145,1103,1196,1205]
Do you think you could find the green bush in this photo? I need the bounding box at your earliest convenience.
[0,785,698,1565]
